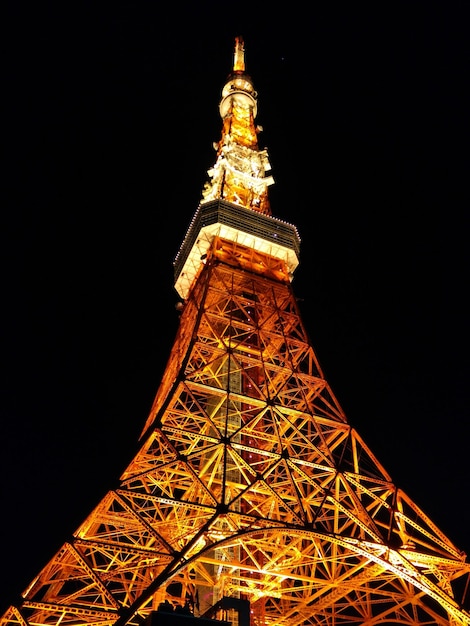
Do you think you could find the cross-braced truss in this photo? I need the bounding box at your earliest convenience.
[2,254,469,626]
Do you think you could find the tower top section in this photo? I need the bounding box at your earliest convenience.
[219,36,258,119]
[174,37,300,300]
[200,35,273,215]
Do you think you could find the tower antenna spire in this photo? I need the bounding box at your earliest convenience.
[233,35,245,72]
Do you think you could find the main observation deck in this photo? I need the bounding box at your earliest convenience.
[174,199,301,300]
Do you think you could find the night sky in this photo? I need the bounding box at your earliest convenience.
[2,1,469,614]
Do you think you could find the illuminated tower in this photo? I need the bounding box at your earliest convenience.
[2,36,469,626]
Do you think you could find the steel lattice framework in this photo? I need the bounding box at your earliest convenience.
[1,36,469,626]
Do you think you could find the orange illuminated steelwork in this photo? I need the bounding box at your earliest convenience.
[1,36,469,626]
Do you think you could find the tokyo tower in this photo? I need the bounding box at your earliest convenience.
[2,36,470,626]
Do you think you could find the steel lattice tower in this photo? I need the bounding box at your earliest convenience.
[2,36,469,626]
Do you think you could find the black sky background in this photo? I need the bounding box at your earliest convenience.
[1,1,469,614]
